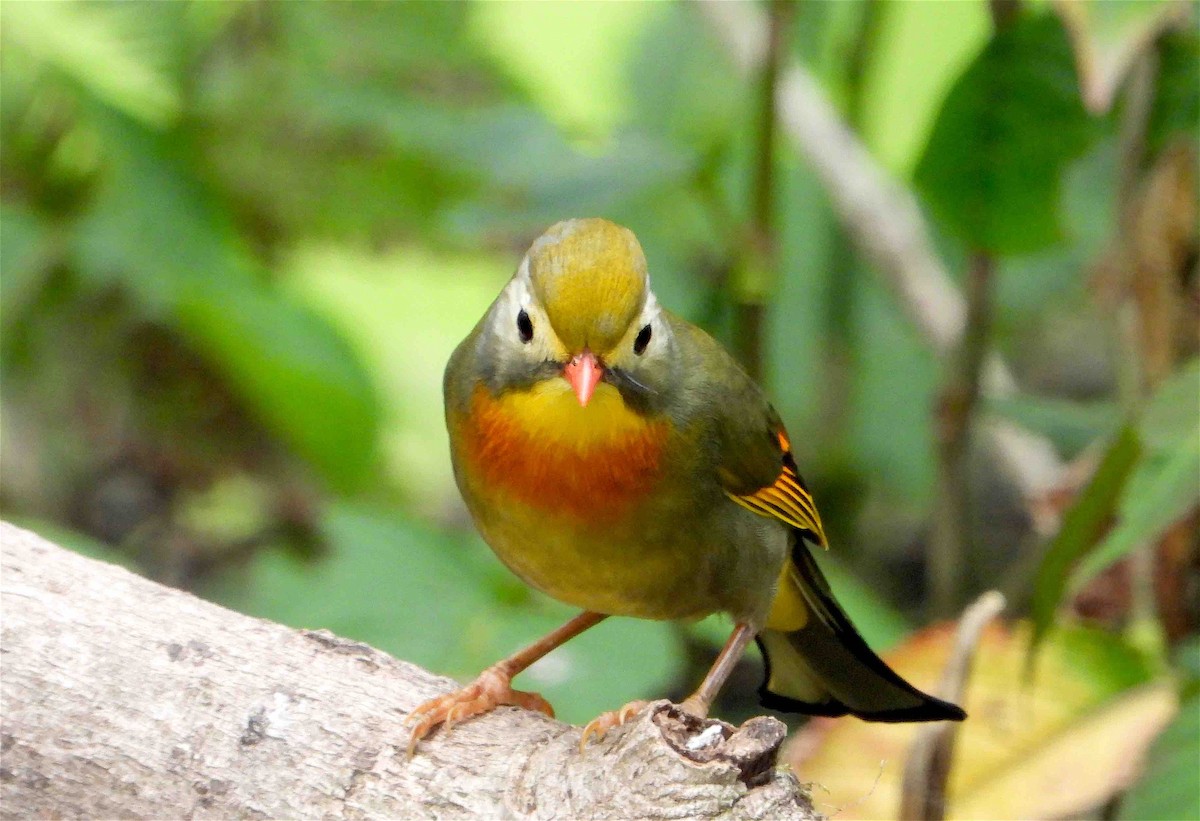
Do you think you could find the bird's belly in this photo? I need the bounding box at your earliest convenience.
[453,383,727,619]
[479,504,718,619]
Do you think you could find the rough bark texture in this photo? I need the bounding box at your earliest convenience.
[0,522,817,820]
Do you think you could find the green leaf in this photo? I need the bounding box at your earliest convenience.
[858,0,993,174]
[175,277,380,492]
[279,0,485,77]
[852,280,940,505]
[1174,635,1200,684]
[0,203,50,329]
[73,108,250,312]
[473,0,653,136]
[1072,427,1199,592]
[1029,424,1142,656]
[207,502,488,671]
[915,13,1100,254]
[1118,693,1200,820]
[299,89,694,241]
[0,0,179,126]
[1147,27,1200,156]
[1140,356,1200,452]
[625,2,745,148]
[986,394,1121,455]
[1068,359,1200,590]
[72,110,380,490]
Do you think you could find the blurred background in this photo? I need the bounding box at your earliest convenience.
[1,1,1196,818]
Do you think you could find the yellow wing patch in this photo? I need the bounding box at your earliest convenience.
[726,431,828,547]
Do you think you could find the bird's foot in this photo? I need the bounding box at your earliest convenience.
[405,665,554,757]
[579,700,651,751]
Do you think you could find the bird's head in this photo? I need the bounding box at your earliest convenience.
[478,218,674,412]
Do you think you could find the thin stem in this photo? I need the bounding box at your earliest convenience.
[927,0,1016,618]
[1115,48,1171,653]
[930,252,996,616]
[819,0,884,453]
[734,0,792,383]
[988,0,1020,31]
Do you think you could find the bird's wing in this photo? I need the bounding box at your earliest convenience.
[669,312,826,547]
[718,417,962,719]
[727,429,827,547]
[703,375,824,544]
[680,321,960,720]
[720,424,827,548]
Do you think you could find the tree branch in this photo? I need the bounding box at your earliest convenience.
[0,522,816,820]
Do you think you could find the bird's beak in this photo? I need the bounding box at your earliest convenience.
[563,351,603,407]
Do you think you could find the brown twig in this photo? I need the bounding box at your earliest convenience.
[930,252,998,616]
[927,0,1018,617]
[733,0,792,383]
[1115,51,1163,652]
[1110,41,1198,649]
[899,591,1007,821]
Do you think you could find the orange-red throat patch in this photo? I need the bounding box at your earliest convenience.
[460,381,668,521]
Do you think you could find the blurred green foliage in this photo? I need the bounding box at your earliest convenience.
[1030,423,1143,654]
[1118,692,1200,819]
[2,1,1197,814]
[1073,359,1200,589]
[916,13,1100,253]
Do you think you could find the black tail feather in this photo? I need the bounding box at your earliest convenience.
[757,537,965,723]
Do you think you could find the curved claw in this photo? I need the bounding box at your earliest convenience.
[405,715,436,759]
[578,700,651,753]
[404,668,555,759]
[510,689,555,718]
[618,702,643,723]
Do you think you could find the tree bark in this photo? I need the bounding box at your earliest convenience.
[0,522,817,820]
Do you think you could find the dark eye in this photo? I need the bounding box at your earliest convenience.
[516,309,534,343]
[633,323,652,355]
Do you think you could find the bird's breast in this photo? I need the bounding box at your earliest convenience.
[457,381,670,522]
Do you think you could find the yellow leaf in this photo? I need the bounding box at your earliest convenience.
[789,622,1177,820]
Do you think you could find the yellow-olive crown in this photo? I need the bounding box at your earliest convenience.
[526,218,648,353]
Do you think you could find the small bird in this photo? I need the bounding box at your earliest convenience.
[407,218,964,754]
